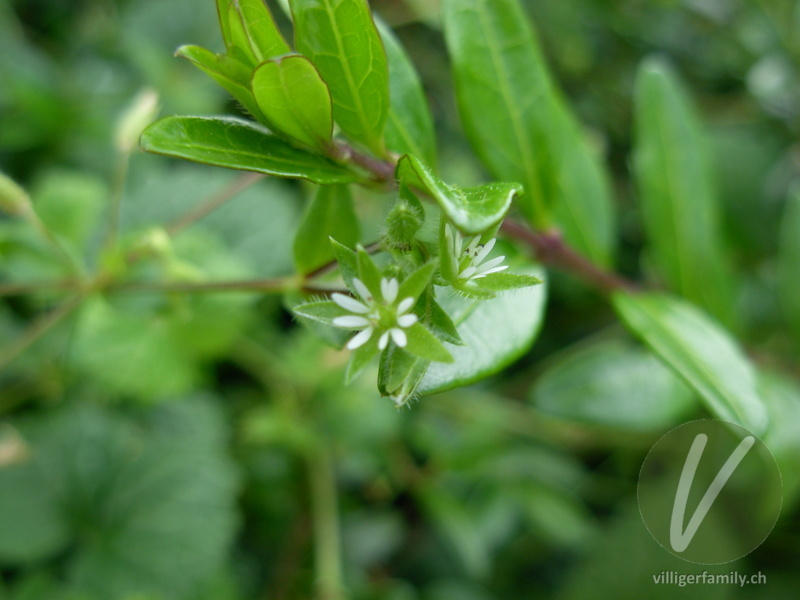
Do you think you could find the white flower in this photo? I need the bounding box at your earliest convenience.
[331,277,419,350]
[446,225,509,282]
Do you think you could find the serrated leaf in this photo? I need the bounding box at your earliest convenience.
[252,55,334,151]
[397,155,520,234]
[420,263,546,394]
[176,45,266,123]
[404,322,454,363]
[779,187,800,343]
[442,0,614,263]
[634,59,737,327]
[141,116,359,184]
[376,18,437,167]
[291,0,389,156]
[294,185,358,274]
[531,339,695,430]
[613,292,768,434]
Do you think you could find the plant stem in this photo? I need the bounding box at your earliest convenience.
[167,172,264,236]
[500,220,638,294]
[307,443,346,600]
[332,141,396,184]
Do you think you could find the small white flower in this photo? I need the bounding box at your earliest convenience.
[447,225,509,282]
[331,277,418,350]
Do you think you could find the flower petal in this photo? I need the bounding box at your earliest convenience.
[397,313,418,328]
[347,327,373,350]
[378,330,390,350]
[389,327,407,348]
[396,297,415,315]
[475,265,509,278]
[353,278,372,302]
[333,316,371,328]
[332,293,370,314]
[381,278,399,303]
[475,256,506,274]
[473,238,496,266]
[458,266,478,280]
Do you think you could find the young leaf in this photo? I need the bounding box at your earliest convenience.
[291,0,390,156]
[330,237,359,288]
[176,45,266,123]
[252,55,334,152]
[404,323,454,363]
[292,300,347,325]
[634,59,737,328]
[531,339,695,431]
[420,263,547,393]
[236,0,291,61]
[613,292,768,434]
[779,187,800,343]
[140,116,360,184]
[375,18,437,167]
[294,185,359,274]
[397,155,521,234]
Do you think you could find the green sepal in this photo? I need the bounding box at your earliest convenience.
[404,323,454,363]
[330,237,358,289]
[345,333,381,383]
[356,247,384,299]
[398,262,435,303]
[291,300,348,326]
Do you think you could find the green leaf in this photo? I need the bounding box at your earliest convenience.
[779,186,800,343]
[375,18,437,167]
[420,262,546,393]
[140,116,359,184]
[404,322,454,363]
[442,0,556,225]
[292,300,347,325]
[397,155,521,234]
[613,292,768,434]
[294,185,358,274]
[252,55,334,151]
[291,0,390,156]
[442,0,614,262]
[398,262,435,302]
[759,371,800,504]
[379,346,428,401]
[634,58,737,328]
[234,0,291,62]
[176,45,266,123]
[531,339,695,431]
[215,0,234,49]
[418,289,464,346]
[330,237,359,288]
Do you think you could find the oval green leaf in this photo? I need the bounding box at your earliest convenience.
[140,116,360,184]
[420,263,546,394]
[291,0,390,156]
[252,55,334,151]
[613,292,768,434]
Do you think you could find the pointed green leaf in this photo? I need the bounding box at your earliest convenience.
[398,155,521,234]
[330,237,358,288]
[471,272,543,293]
[420,263,546,394]
[292,300,347,325]
[294,185,359,274]
[418,290,464,346]
[613,292,768,434]
[236,0,291,61]
[443,0,614,263]
[291,0,390,156]
[176,45,266,122]
[634,59,736,327]
[439,219,459,282]
[356,246,383,298]
[376,18,437,167]
[404,323,454,364]
[779,187,800,343]
[140,116,359,184]
[531,339,695,431]
[252,55,334,151]
[345,333,381,383]
[398,262,435,302]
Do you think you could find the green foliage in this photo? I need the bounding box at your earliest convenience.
[293,185,359,274]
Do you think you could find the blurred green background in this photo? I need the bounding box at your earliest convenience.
[2,0,800,598]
